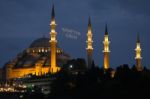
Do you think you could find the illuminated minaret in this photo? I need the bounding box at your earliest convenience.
[50,5,60,73]
[103,24,110,69]
[86,17,93,68]
[135,35,142,71]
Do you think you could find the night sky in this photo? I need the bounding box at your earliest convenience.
[0,0,150,68]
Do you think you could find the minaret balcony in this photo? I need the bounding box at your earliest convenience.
[103,50,110,53]
[135,57,142,59]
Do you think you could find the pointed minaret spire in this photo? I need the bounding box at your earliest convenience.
[51,4,55,22]
[137,34,140,43]
[103,24,110,69]
[135,34,142,71]
[88,17,92,30]
[105,24,108,35]
[86,16,93,68]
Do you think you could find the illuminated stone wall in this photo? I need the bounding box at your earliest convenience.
[6,65,50,80]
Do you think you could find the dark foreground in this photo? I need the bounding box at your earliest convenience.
[1,64,150,99]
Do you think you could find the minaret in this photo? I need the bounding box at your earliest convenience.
[50,5,60,73]
[86,17,93,68]
[103,24,110,69]
[135,35,142,71]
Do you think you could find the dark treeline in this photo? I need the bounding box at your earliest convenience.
[48,64,150,99]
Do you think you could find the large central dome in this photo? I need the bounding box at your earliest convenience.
[27,37,61,53]
[30,37,50,48]
[4,37,71,69]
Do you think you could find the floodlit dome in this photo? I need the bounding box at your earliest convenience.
[4,37,71,69]
[27,37,62,53]
[30,37,50,48]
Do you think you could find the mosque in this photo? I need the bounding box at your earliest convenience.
[3,36,71,80]
[3,5,71,80]
[2,5,143,80]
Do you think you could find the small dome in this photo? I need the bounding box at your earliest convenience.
[30,37,50,48]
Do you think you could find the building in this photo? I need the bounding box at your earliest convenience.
[86,17,93,68]
[135,35,142,71]
[2,5,72,80]
[103,24,110,69]
[49,5,60,73]
[1,3,145,81]
[3,37,71,80]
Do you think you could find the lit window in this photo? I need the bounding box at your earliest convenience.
[69,65,73,69]
[42,49,44,52]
